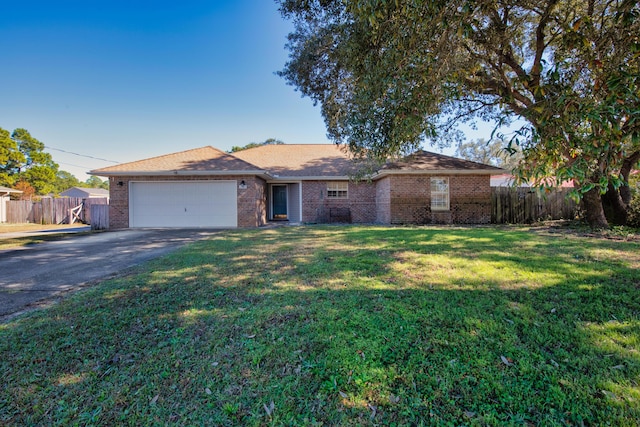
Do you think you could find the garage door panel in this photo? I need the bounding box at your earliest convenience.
[130,181,237,228]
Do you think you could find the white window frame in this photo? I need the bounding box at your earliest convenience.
[430,177,449,211]
[327,181,348,199]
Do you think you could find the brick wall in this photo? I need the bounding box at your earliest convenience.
[107,175,266,229]
[107,174,491,228]
[108,177,130,229]
[238,177,267,227]
[387,175,431,224]
[450,175,491,224]
[301,181,377,224]
[383,174,491,225]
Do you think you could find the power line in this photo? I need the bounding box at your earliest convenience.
[56,161,95,170]
[44,145,120,164]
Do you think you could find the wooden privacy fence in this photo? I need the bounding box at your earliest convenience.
[5,197,109,225]
[492,187,581,224]
[90,205,109,230]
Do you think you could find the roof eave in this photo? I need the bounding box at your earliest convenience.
[269,175,353,181]
[372,169,506,180]
[90,170,272,179]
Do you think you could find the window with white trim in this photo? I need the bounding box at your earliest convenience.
[327,181,348,198]
[430,177,449,210]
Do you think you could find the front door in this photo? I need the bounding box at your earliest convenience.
[272,185,288,220]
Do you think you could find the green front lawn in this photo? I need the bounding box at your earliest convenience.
[1,226,639,426]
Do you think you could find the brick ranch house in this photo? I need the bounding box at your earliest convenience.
[90,144,503,229]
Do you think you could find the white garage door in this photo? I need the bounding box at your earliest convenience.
[130,181,237,228]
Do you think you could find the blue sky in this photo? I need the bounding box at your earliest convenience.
[1,1,481,180]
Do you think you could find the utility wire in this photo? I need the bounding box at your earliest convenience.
[45,145,120,164]
[56,161,95,170]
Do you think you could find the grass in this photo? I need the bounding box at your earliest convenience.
[0,223,83,234]
[0,224,89,250]
[1,225,639,426]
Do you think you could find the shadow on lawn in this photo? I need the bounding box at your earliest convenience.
[1,226,639,425]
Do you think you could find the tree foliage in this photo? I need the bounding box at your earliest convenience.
[229,138,285,153]
[627,173,640,227]
[53,170,81,194]
[0,127,59,195]
[2,127,109,195]
[0,128,25,187]
[13,180,36,201]
[52,173,110,195]
[84,175,109,190]
[278,0,640,228]
[455,138,522,170]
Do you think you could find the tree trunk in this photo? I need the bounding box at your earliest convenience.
[600,150,640,226]
[583,187,609,229]
[619,150,640,206]
[602,184,628,226]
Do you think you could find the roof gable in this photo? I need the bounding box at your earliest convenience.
[380,150,504,174]
[91,146,263,175]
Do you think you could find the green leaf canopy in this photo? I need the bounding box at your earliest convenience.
[278,0,640,227]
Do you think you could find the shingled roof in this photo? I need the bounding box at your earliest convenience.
[378,150,504,175]
[91,145,503,178]
[91,146,265,176]
[232,144,356,177]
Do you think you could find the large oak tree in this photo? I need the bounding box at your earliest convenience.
[278,0,640,228]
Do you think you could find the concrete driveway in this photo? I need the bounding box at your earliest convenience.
[0,229,219,321]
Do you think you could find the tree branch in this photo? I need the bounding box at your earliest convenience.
[487,5,530,83]
[531,0,560,89]
[463,74,535,124]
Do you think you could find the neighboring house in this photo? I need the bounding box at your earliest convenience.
[60,187,110,200]
[491,173,519,187]
[0,186,23,223]
[490,173,575,188]
[90,144,504,229]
